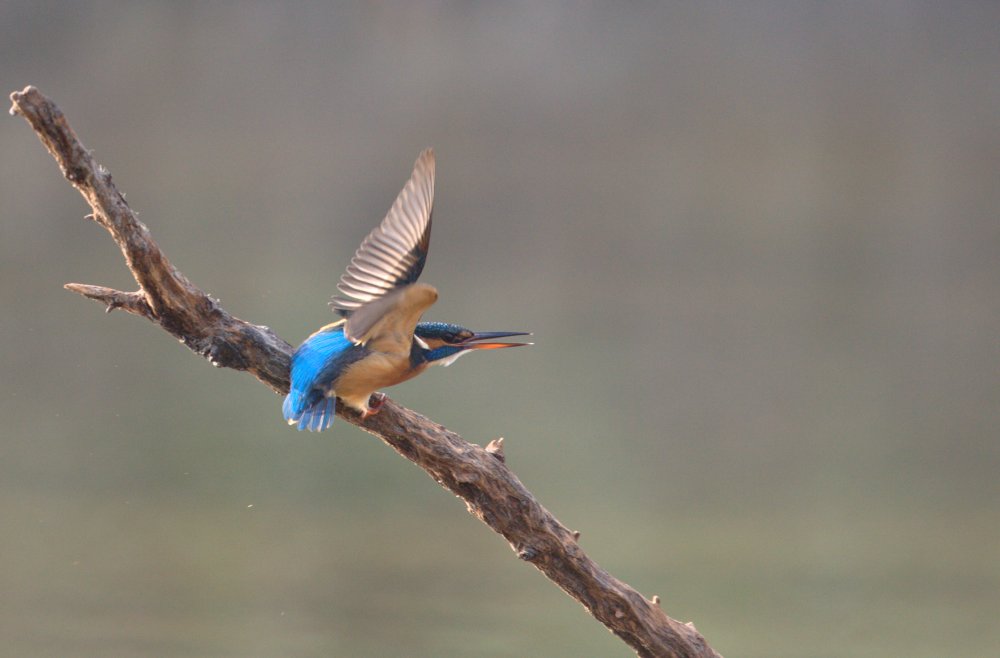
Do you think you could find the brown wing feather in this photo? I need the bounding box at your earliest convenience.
[330,149,435,317]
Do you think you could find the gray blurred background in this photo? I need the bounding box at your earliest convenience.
[1,2,998,657]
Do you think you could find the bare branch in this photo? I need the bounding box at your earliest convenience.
[10,86,292,392]
[10,85,722,658]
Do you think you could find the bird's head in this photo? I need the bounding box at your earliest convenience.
[414,322,531,366]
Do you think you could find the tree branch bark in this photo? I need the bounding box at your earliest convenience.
[10,85,722,658]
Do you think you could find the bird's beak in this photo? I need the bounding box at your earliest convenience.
[463,331,532,350]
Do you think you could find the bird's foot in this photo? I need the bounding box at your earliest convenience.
[360,392,387,419]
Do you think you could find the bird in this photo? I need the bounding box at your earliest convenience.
[283,149,530,432]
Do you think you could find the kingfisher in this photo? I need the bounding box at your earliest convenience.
[283,149,529,432]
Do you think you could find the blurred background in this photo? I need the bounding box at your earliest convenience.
[1,2,998,656]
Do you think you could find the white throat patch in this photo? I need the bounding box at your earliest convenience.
[435,350,470,367]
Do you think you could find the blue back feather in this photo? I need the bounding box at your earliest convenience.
[283,325,355,431]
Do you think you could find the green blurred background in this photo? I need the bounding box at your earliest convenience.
[1,3,998,656]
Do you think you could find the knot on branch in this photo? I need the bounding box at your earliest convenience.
[516,546,539,562]
[485,437,506,462]
[203,335,249,370]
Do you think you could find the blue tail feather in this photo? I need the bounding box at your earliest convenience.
[283,389,336,432]
[282,389,305,422]
[300,395,336,432]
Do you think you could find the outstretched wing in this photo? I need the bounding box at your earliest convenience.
[330,149,435,319]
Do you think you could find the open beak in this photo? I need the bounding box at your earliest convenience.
[462,331,532,350]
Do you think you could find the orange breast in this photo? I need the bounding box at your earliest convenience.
[334,352,429,411]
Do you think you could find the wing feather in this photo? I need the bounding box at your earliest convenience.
[344,283,439,349]
[330,149,435,316]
